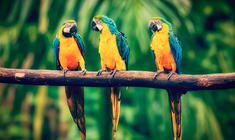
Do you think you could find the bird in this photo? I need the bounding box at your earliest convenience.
[91,15,129,139]
[53,20,86,140]
[148,17,185,140]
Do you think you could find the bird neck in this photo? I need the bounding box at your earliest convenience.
[99,23,115,47]
[100,24,113,38]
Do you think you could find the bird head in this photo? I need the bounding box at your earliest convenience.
[91,15,103,32]
[148,17,172,33]
[91,15,118,34]
[61,20,77,37]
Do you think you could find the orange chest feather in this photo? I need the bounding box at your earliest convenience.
[99,24,123,69]
[58,36,82,70]
[150,32,176,71]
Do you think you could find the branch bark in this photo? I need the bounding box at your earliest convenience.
[0,68,234,91]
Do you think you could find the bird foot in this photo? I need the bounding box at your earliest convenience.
[63,69,69,78]
[81,69,87,75]
[110,69,118,78]
[167,71,177,80]
[153,70,165,79]
[96,69,106,76]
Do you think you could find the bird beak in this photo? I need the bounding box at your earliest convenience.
[148,21,158,32]
[70,24,77,35]
[91,19,100,31]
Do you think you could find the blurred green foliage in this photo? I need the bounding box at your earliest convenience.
[0,0,234,140]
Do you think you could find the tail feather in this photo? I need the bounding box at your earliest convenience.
[65,86,86,140]
[169,105,177,140]
[111,87,121,139]
[176,98,182,140]
[168,90,182,140]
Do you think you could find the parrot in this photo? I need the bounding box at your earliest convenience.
[148,17,184,140]
[53,20,86,140]
[91,15,129,139]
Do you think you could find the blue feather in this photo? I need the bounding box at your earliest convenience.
[73,33,85,57]
[52,37,61,70]
[101,16,118,34]
[53,37,59,60]
[116,32,129,70]
[169,33,182,74]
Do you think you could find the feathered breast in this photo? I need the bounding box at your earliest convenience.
[58,36,82,70]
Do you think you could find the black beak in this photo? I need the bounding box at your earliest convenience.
[70,24,77,34]
[149,22,158,32]
[91,20,99,31]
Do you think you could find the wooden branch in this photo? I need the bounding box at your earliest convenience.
[0,68,234,91]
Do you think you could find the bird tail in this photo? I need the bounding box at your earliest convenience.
[110,87,121,139]
[65,86,86,140]
[167,89,182,140]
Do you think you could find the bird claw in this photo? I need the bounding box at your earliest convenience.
[167,71,176,80]
[96,69,106,76]
[153,70,165,79]
[81,69,87,75]
[63,69,69,77]
[110,69,118,78]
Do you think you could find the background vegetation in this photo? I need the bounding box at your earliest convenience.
[0,0,234,139]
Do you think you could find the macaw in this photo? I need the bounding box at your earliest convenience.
[91,15,129,139]
[148,17,184,140]
[53,20,86,140]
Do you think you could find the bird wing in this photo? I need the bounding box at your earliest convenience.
[53,37,61,70]
[115,32,130,70]
[73,33,85,57]
[169,33,182,74]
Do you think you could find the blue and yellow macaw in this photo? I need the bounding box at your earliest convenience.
[91,15,129,139]
[149,17,184,140]
[53,20,86,140]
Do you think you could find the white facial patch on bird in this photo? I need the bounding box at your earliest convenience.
[155,20,163,31]
[96,19,103,31]
[63,22,76,33]
[96,24,103,31]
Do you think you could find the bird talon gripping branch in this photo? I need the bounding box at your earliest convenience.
[63,69,68,76]
[168,71,177,80]
[81,69,87,75]
[153,70,165,79]
[96,69,106,76]
[110,69,118,78]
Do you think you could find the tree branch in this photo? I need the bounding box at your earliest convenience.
[0,68,234,91]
